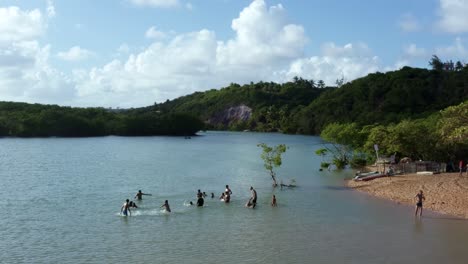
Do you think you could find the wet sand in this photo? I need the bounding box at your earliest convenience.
[347,173,468,219]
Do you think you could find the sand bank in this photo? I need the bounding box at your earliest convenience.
[347,173,468,219]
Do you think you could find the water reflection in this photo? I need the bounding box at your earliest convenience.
[413,218,424,234]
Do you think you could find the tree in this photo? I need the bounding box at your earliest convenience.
[335,76,346,87]
[317,80,325,88]
[257,143,288,187]
[437,101,468,145]
[429,55,443,71]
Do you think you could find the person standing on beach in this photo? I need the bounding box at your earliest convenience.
[459,160,464,176]
[250,186,257,208]
[414,190,425,217]
[121,199,131,216]
[135,190,152,200]
[161,200,171,212]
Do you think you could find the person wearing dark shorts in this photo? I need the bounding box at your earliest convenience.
[415,190,425,217]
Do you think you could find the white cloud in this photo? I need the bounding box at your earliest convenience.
[130,0,179,8]
[403,44,426,57]
[145,26,166,39]
[436,0,468,33]
[216,0,306,66]
[398,13,420,32]
[46,0,56,18]
[435,37,468,58]
[0,5,75,105]
[0,6,44,43]
[57,46,94,61]
[281,42,380,85]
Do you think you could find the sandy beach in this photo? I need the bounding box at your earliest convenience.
[347,173,468,219]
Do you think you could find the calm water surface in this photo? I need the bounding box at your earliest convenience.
[0,131,467,264]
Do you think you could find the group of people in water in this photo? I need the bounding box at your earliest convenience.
[121,185,277,216]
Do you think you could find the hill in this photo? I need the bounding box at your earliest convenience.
[151,66,468,134]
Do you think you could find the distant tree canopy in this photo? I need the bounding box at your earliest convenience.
[0,102,204,137]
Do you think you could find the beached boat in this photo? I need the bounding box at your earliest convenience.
[359,173,386,181]
[354,171,380,180]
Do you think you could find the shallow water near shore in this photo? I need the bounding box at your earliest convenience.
[1,131,467,264]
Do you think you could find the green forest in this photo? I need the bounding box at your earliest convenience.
[0,102,203,137]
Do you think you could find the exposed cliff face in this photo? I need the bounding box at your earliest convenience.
[208,104,252,126]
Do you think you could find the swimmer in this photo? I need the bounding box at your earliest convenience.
[121,199,131,216]
[211,192,215,199]
[161,200,171,212]
[135,190,152,200]
[271,195,277,207]
[197,196,204,207]
[129,201,138,208]
[189,201,193,205]
[197,189,203,199]
[203,192,207,198]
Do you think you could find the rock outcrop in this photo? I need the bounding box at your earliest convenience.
[208,104,252,126]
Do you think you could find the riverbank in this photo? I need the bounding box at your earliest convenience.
[347,173,468,219]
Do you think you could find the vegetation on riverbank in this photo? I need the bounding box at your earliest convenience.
[0,102,203,137]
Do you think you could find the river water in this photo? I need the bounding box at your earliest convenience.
[0,131,467,264]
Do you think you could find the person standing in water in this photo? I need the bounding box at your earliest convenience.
[225,185,232,195]
[414,190,425,217]
[121,199,131,216]
[250,186,257,208]
[197,196,204,207]
[135,190,152,200]
[271,195,277,207]
[161,200,171,212]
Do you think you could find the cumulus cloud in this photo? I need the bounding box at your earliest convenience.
[398,13,421,32]
[145,26,166,39]
[57,46,94,61]
[130,0,179,8]
[0,6,44,43]
[281,42,380,85]
[0,5,75,105]
[217,0,306,67]
[436,0,468,33]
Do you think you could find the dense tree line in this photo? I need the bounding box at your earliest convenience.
[0,102,204,137]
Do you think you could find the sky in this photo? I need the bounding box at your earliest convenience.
[1,0,468,108]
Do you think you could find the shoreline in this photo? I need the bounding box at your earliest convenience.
[346,172,468,219]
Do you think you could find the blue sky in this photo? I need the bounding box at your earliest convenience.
[1,0,468,107]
